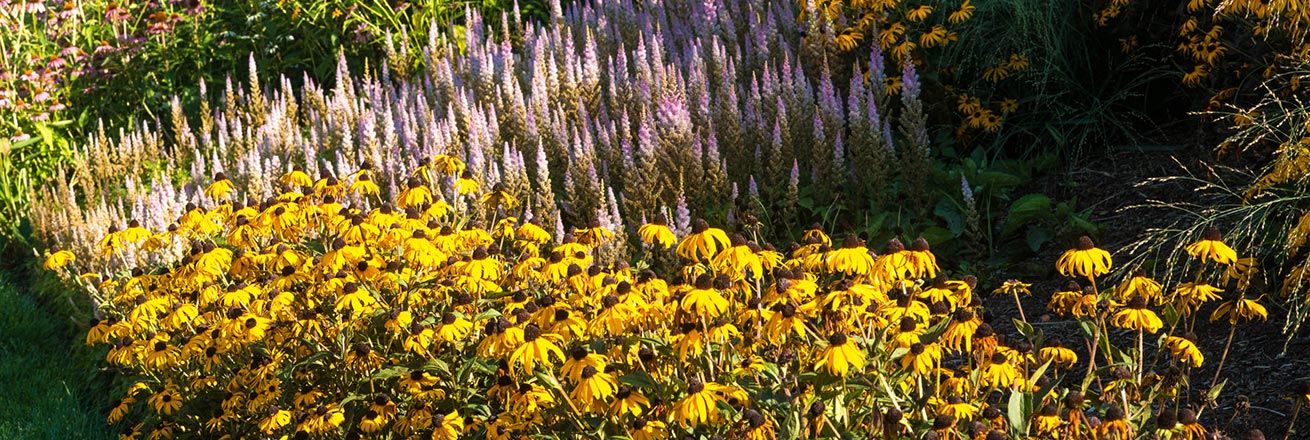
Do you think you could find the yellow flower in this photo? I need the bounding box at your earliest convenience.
[349,174,380,196]
[1115,271,1163,304]
[1210,296,1267,324]
[1171,282,1224,316]
[148,386,183,415]
[638,214,677,248]
[566,366,615,412]
[900,342,942,376]
[43,249,76,270]
[573,219,615,247]
[509,324,564,376]
[680,274,730,320]
[1110,297,1163,333]
[1056,236,1112,279]
[949,0,974,24]
[1165,333,1205,367]
[479,182,518,210]
[456,170,480,195]
[906,237,940,279]
[1185,227,1238,265]
[941,309,980,353]
[980,352,1019,388]
[815,333,865,377]
[1039,338,1078,369]
[280,165,313,187]
[609,386,649,417]
[671,379,723,427]
[515,219,553,244]
[204,172,237,201]
[992,279,1032,297]
[676,219,730,261]
[826,235,875,276]
[936,395,978,421]
[630,417,666,440]
[906,5,933,22]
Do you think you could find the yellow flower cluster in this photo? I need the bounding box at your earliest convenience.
[48,163,1255,439]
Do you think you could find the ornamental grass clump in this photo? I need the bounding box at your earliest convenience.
[44,157,1248,438]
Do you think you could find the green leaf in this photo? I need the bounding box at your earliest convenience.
[978,170,1023,189]
[934,198,966,235]
[618,371,661,392]
[1006,390,1028,435]
[1013,318,1036,339]
[1207,379,1227,402]
[1003,194,1052,236]
[472,309,502,322]
[919,226,955,245]
[1025,226,1053,252]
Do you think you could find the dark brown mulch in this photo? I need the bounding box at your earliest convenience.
[975,146,1310,438]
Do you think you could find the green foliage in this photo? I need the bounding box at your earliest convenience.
[934,0,1175,161]
[0,272,112,440]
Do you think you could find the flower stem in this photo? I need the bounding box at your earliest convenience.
[1287,400,1303,440]
[1210,325,1236,388]
[1136,328,1144,384]
[1011,290,1027,323]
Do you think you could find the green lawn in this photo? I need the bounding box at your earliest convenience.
[0,273,111,440]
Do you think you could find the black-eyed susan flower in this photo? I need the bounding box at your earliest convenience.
[515,218,552,245]
[479,182,518,210]
[741,408,776,440]
[1114,270,1163,305]
[148,386,182,415]
[680,274,730,320]
[630,417,666,440]
[43,249,76,270]
[900,342,942,376]
[455,170,480,195]
[509,324,564,376]
[1185,227,1238,265]
[1097,405,1132,439]
[676,219,730,261]
[1111,297,1163,333]
[574,218,614,247]
[1165,332,1204,367]
[816,332,865,377]
[205,172,237,201]
[1056,236,1112,279]
[906,237,940,279]
[568,366,617,412]
[941,308,980,353]
[1210,296,1267,324]
[1038,337,1078,369]
[980,352,1018,388]
[609,386,649,417]
[258,405,292,434]
[826,234,876,276]
[350,173,381,196]
[1178,409,1206,440]
[108,396,135,424]
[671,378,723,427]
[1048,281,1082,317]
[435,312,473,342]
